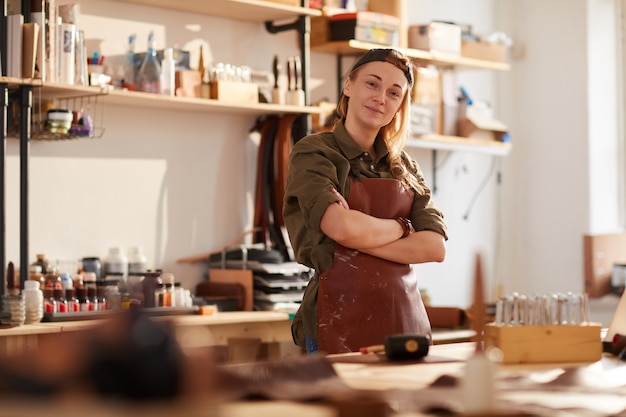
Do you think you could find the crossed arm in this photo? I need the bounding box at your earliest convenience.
[320,189,446,265]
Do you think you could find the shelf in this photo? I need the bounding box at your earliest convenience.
[312,40,511,71]
[6,80,320,116]
[407,134,512,156]
[105,89,322,115]
[107,0,322,22]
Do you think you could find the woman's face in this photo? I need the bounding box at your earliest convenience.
[343,61,409,131]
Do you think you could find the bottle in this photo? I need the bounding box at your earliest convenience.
[44,266,63,290]
[127,246,148,275]
[66,288,80,312]
[59,272,74,290]
[77,287,91,312]
[23,280,44,324]
[86,286,98,311]
[160,47,175,96]
[44,288,57,314]
[54,288,68,313]
[160,272,175,307]
[32,253,49,274]
[29,265,45,290]
[123,33,137,90]
[103,247,128,282]
[136,31,161,93]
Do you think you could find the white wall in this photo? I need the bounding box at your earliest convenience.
[6,0,622,316]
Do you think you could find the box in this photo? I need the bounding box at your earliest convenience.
[311,16,331,45]
[409,22,461,55]
[329,11,401,46]
[425,306,467,328]
[209,80,259,104]
[411,66,441,135]
[457,116,509,142]
[262,0,300,6]
[484,323,603,364]
[461,40,507,62]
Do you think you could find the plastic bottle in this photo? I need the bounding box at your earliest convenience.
[103,247,128,282]
[123,33,137,90]
[136,31,161,93]
[127,246,148,275]
[160,47,175,96]
[23,280,44,324]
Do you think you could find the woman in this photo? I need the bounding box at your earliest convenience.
[283,48,448,354]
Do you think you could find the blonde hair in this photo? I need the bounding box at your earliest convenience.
[336,54,423,194]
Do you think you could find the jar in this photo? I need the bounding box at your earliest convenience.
[46,108,72,134]
[82,257,102,281]
[104,247,128,282]
[23,280,44,324]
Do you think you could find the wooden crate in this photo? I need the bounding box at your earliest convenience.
[484,323,602,364]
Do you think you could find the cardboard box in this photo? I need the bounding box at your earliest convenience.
[458,116,509,142]
[484,323,602,364]
[408,22,461,55]
[329,11,400,46]
[311,16,331,45]
[583,233,626,297]
[461,40,507,62]
[411,66,441,135]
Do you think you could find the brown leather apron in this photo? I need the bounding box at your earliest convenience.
[317,176,431,354]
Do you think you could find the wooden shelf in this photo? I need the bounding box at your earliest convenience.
[107,0,321,22]
[312,40,511,71]
[407,134,512,156]
[16,81,321,116]
[105,88,322,115]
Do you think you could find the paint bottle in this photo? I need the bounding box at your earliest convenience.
[127,246,148,275]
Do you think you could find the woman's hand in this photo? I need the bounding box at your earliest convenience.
[331,188,349,210]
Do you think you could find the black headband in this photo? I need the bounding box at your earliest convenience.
[350,48,413,87]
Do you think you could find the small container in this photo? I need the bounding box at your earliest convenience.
[104,247,128,282]
[44,288,57,314]
[46,109,73,134]
[24,280,44,324]
[54,288,68,313]
[29,265,45,290]
[82,257,102,281]
[66,288,80,312]
[128,246,148,275]
[32,254,49,275]
[44,266,63,290]
[77,287,91,312]
[160,272,175,307]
